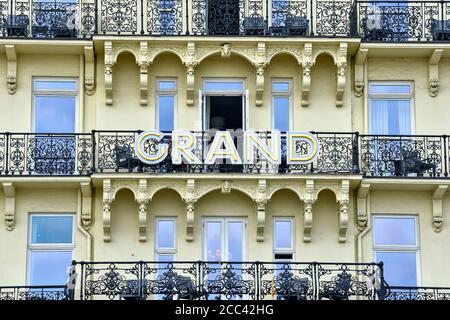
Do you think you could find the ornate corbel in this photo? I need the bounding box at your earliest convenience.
[222,180,231,194]
[185,179,196,241]
[255,42,267,107]
[136,179,149,241]
[337,180,350,242]
[356,183,370,231]
[302,180,316,242]
[186,42,197,106]
[428,49,443,97]
[221,43,231,58]
[104,41,114,106]
[301,43,313,107]
[336,43,348,107]
[2,182,15,231]
[84,45,95,95]
[432,185,448,232]
[138,41,149,106]
[103,179,113,241]
[5,45,17,94]
[255,179,268,242]
[354,48,368,97]
[80,181,92,230]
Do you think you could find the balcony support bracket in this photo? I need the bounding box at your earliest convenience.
[5,45,17,95]
[136,179,149,241]
[184,179,197,241]
[80,181,92,230]
[2,182,15,231]
[336,43,348,107]
[255,179,268,241]
[301,43,313,107]
[138,42,149,106]
[84,46,95,95]
[301,180,316,242]
[103,179,113,242]
[429,49,444,97]
[337,180,350,242]
[255,43,267,107]
[433,184,448,232]
[354,48,368,97]
[186,42,197,106]
[104,41,114,106]
[356,183,371,231]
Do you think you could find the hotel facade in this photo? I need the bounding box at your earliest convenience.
[1,0,450,300]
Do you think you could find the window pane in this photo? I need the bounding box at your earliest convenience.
[370,100,411,135]
[35,96,76,133]
[158,96,175,132]
[204,82,244,91]
[228,221,243,261]
[374,217,416,246]
[157,220,175,249]
[274,97,290,131]
[35,80,77,91]
[376,251,417,286]
[275,220,292,250]
[206,221,222,261]
[158,80,176,91]
[272,82,290,92]
[29,251,72,285]
[369,84,411,94]
[31,216,73,244]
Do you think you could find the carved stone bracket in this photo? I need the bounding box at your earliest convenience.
[138,42,149,106]
[184,179,197,241]
[354,48,368,97]
[336,43,348,107]
[429,49,443,97]
[84,45,95,95]
[103,179,112,241]
[80,181,92,230]
[255,179,268,242]
[185,42,197,106]
[301,180,316,242]
[301,43,313,107]
[255,42,267,107]
[337,180,350,242]
[136,179,149,241]
[5,45,17,94]
[432,184,448,232]
[2,182,15,231]
[356,183,370,231]
[221,43,231,58]
[104,41,114,106]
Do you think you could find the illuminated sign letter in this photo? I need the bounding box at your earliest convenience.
[171,131,202,165]
[205,131,242,165]
[243,131,281,164]
[135,130,169,164]
[287,131,320,165]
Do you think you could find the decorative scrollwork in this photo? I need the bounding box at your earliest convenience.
[100,0,137,34]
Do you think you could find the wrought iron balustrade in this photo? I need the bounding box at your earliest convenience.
[385,286,450,300]
[0,285,72,300]
[72,260,384,300]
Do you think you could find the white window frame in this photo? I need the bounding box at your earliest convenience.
[271,79,293,131]
[32,77,79,133]
[27,213,75,285]
[202,78,246,95]
[156,78,177,131]
[273,217,295,255]
[372,215,421,286]
[368,81,415,134]
[155,217,177,258]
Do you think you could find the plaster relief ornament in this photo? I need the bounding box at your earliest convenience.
[221,43,232,58]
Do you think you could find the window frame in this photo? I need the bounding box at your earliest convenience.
[372,214,421,286]
[271,79,293,131]
[368,81,415,135]
[155,217,177,257]
[32,77,79,133]
[27,213,75,285]
[156,78,177,131]
[273,217,295,254]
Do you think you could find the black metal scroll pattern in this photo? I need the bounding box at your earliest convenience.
[31,2,78,38]
[192,0,207,34]
[316,135,355,173]
[96,133,136,172]
[147,0,183,35]
[271,0,307,28]
[81,2,96,37]
[100,0,137,34]
[0,287,69,300]
[0,0,8,36]
[316,0,352,36]
[207,0,242,35]
[0,134,4,174]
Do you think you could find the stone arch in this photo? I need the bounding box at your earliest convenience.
[196,186,255,202]
[268,186,303,202]
[149,49,185,64]
[316,186,339,201]
[112,185,138,201]
[267,50,302,65]
[313,50,337,65]
[114,49,139,65]
[148,186,184,201]
[197,50,255,66]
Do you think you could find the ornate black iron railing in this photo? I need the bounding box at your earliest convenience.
[1,131,450,178]
[385,286,450,300]
[0,285,72,300]
[72,260,385,300]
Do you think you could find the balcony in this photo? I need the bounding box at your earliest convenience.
[0,131,448,178]
[0,0,448,42]
[0,285,72,300]
[385,286,450,300]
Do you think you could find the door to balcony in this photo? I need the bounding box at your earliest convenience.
[208,0,241,35]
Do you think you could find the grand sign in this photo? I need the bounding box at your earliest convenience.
[135,130,320,165]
